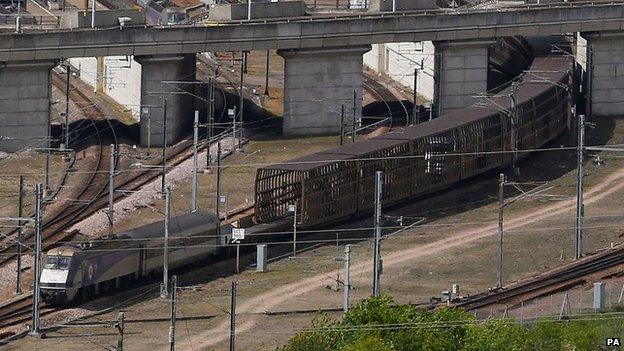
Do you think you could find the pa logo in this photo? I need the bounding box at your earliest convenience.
[606,338,621,346]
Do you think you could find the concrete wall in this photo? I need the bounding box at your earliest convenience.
[61,9,145,29]
[68,56,142,119]
[278,45,371,135]
[0,60,55,152]
[209,1,306,21]
[434,40,492,115]
[363,41,435,102]
[585,32,624,116]
[103,56,142,118]
[368,0,437,12]
[135,54,196,147]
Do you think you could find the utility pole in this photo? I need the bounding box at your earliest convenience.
[412,67,418,125]
[116,312,125,351]
[340,105,345,146]
[372,171,383,297]
[352,90,357,143]
[216,142,222,238]
[15,0,21,33]
[161,99,168,194]
[247,0,252,20]
[290,203,297,257]
[108,144,115,239]
[230,106,237,152]
[191,111,199,213]
[16,175,23,295]
[44,99,51,200]
[142,107,151,153]
[238,52,245,152]
[206,79,214,170]
[229,281,237,351]
[586,45,593,119]
[511,83,519,170]
[236,239,240,274]
[429,102,433,121]
[264,50,270,97]
[90,0,95,28]
[343,244,351,313]
[64,64,70,149]
[497,173,505,288]
[575,114,586,260]
[30,183,43,337]
[162,186,171,297]
[169,275,177,351]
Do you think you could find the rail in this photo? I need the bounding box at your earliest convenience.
[455,245,624,311]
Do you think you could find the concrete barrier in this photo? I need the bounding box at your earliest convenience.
[61,9,145,29]
[368,0,437,12]
[208,1,306,21]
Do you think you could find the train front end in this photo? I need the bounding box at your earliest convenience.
[40,247,80,303]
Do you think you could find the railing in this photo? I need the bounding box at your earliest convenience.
[0,14,60,30]
[306,0,369,11]
[2,0,622,33]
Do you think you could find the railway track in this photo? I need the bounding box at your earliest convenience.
[363,71,409,124]
[0,294,56,331]
[456,245,624,312]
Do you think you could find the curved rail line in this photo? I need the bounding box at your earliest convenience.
[363,71,409,125]
[455,245,624,312]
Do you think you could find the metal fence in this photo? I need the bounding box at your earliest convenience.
[0,14,60,30]
[472,282,624,323]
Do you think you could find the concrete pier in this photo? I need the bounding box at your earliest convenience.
[0,60,56,153]
[135,54,196,147]
[583,32,624,117]
[434,39,494,116]
[278,45,371,136]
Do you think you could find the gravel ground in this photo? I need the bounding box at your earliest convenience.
[0,256,33,301]
[70,137,239,237]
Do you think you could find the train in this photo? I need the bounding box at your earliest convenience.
[40,212,221,303]
[254,55,577,228]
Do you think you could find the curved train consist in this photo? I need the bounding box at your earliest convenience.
[255,56,576,228]
[489,37,534,92]
[40,212,220,302]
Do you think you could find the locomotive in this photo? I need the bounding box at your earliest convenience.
[40,212,221,303]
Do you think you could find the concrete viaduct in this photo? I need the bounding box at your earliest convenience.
[1,1,624,151]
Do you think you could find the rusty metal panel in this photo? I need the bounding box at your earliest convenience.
[254,56,574,228]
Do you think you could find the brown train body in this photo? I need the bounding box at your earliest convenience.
[254,56,576,228]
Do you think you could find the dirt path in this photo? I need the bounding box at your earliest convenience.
[181,166,624,350]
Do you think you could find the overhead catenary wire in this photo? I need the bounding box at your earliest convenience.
[4,221,624,257]
[2,142,622,178]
